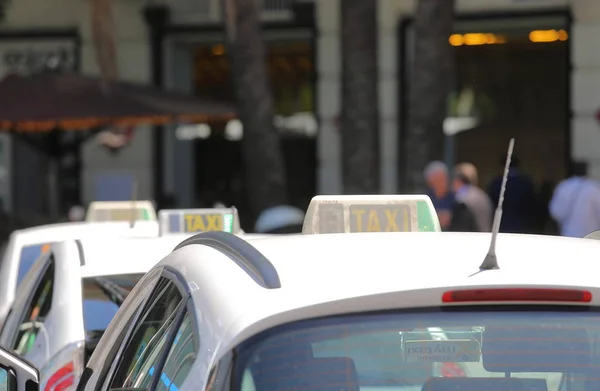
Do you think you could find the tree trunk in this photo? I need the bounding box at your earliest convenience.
[90,0,118,81]
[222,0,288,216]
[405,0,455,192]
[341,0,379,194]
[0,0,11,23]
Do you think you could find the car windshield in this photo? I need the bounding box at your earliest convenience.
[233,308,600,391]
[82,273,144,334]
[17,243,50,288]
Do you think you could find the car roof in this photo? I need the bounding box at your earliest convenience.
[74,235,187,278]
[10,221,159,244]
[160,231,600,353]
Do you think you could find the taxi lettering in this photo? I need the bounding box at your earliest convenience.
[349,205,410,232]
[110,209,134,221]
[184,214,223,232]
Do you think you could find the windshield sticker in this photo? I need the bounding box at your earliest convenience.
[404,340,481,363]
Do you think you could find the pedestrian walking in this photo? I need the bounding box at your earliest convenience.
[487,155,536,233]
[423,161,455,230]
[549,161,600,238]
[452,163,493,232]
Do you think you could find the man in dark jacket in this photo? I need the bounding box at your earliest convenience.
[487,155,536,233]
[447,202,478,232]
[447,177,479,232]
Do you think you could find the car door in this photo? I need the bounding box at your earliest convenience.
[79,270,198,391]
[0,346,40,391]
[0,253,54,363]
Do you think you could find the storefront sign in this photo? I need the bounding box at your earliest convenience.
[3,47,75,73]
[0,39,76,76]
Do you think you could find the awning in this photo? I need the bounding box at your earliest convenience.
[0,73,236,132]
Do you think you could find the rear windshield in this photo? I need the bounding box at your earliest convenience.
[233,309,600,391]
[17,243,51,288]
[82,274,144,334]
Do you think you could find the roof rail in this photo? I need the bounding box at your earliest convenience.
[174,231,281,289]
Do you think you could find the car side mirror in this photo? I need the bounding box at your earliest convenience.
[0,347,39,391]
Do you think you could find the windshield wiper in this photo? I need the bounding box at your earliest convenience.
[94,277,127,305]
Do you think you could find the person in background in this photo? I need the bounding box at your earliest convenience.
[423,161,455,230]
[549,161,600,238]
[487,155,536,233]
[255,205,305,234]
[68,205,86,222]
[452,163,493,232]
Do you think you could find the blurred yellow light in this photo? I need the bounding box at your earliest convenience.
[529,29,567,43]
[449,33,507,46]
[449,34,464,46]
[485,34,497,44]
[558,29,569,41]
[212,44,225,55]
[41,244,50,254]
[464,33,487,46]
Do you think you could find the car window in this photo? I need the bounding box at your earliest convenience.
[155,308,197,391]
[109,278,183,391]
[231,310,600,391]
[17,243,51,288]
[12,257,54,356]
[82,273,144,334]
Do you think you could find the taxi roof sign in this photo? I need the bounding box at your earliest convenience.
[302,195,440,234]
[85,201,157,223]
[158,207,242,235]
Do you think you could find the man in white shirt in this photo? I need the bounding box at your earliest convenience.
[550,162,600,237]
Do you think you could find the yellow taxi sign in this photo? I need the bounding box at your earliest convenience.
[302,195,440,234]
[158,208,242,235]
[85,201,157,223]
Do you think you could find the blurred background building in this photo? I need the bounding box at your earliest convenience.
[0,0,596,228]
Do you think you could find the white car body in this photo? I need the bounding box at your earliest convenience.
[0,221,159,323]
[0,235,189,391]
[4,231,600,391]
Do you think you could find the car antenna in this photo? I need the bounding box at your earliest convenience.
[129,179,138,229]
[478,138,514,271]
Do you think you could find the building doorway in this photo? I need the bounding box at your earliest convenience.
[400,12,570,191]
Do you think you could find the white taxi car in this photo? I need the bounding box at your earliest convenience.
[75,228,600,391]
[4,193,599,391]
[0,206,248,327]
[0,221,159,324]
[0,235,192,391]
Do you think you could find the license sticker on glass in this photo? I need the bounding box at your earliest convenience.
[403,340,481,363]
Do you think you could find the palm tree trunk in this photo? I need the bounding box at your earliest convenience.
[340,0,379,194]
[222,0,288,215]
[405,0,455,192]
[91,0,118,81]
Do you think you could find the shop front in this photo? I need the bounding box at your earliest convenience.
[156,3,316,229]
[0,29,79,216]
[399,10,570,191]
